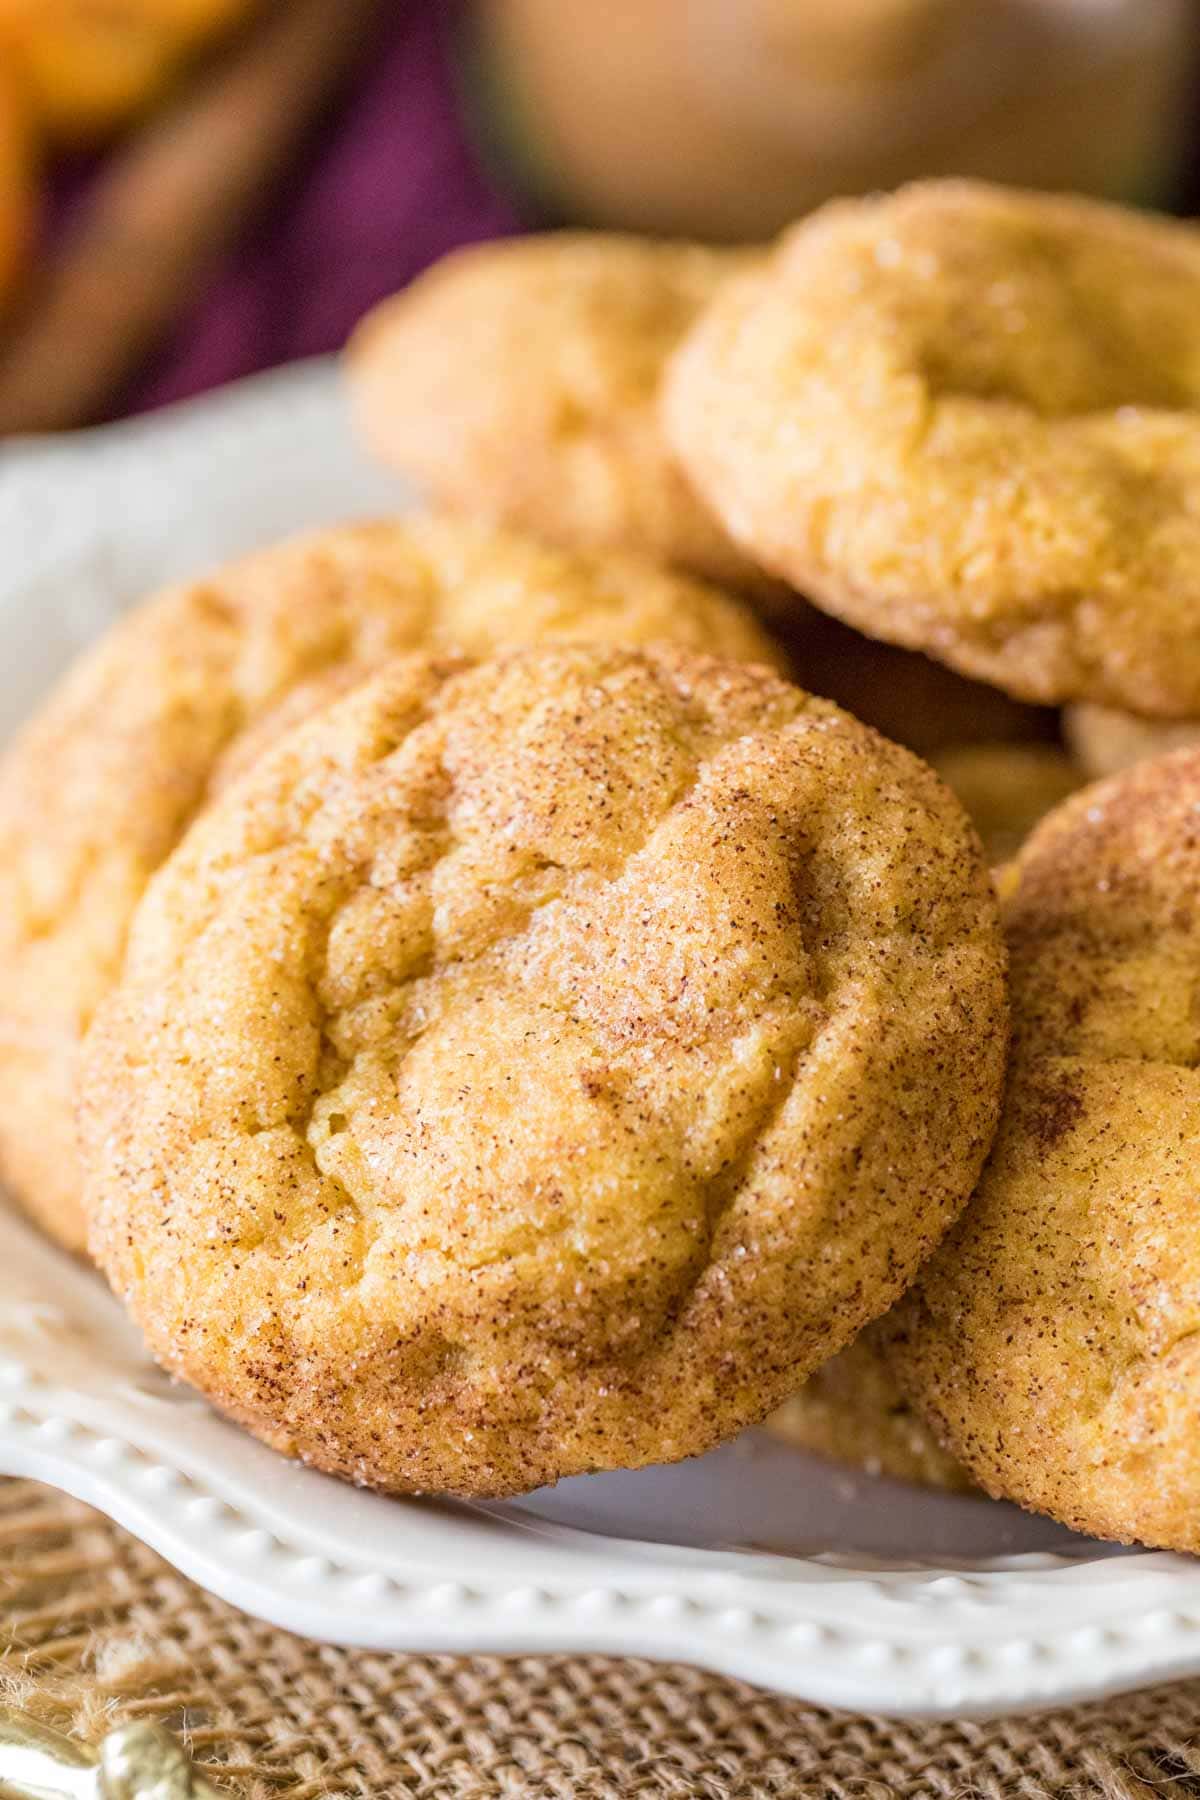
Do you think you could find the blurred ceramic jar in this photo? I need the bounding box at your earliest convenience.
[470,0,1197,240]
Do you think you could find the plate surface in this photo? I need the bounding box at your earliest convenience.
[1,360,1197,1718]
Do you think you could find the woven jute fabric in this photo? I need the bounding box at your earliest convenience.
[1,1479,1199,1800]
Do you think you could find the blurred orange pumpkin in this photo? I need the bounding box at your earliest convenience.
[0,57,34,308]
[0,0,259,141]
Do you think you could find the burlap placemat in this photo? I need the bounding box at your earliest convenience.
[2,1477,1199,1799]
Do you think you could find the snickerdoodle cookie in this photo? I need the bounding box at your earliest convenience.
[766,716,1077,1502]
[347,234,777,597]
[0,517,782,1253]
[666,180,1200,716]
[82,644,1007,1497]
[765,1332,972,1491]
[930,743,1083,866]
[890,748,1200,1550]
[1064,703,1200,781]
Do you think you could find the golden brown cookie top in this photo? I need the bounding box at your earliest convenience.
[665,180,1200,716]
[891,748,1200,1548]
[0,515,783,1252]
[83,644,1007,1497]
[347,234,777,596]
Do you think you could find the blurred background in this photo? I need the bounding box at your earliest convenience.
[0,0,1197,436]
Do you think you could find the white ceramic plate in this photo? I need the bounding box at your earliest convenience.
[1,360,1198,1719]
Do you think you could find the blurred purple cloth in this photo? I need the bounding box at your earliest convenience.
[47,2,521,417]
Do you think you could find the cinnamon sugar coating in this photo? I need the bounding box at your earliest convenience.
[891,748,1200,1549]
[83,645,1006,1497]
[348,234,785,601]
[0,517,781,1251]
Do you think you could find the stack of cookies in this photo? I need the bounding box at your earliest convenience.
[3,179,1199,1553]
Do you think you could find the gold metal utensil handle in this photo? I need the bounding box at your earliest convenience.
[0,1711,224,1800]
